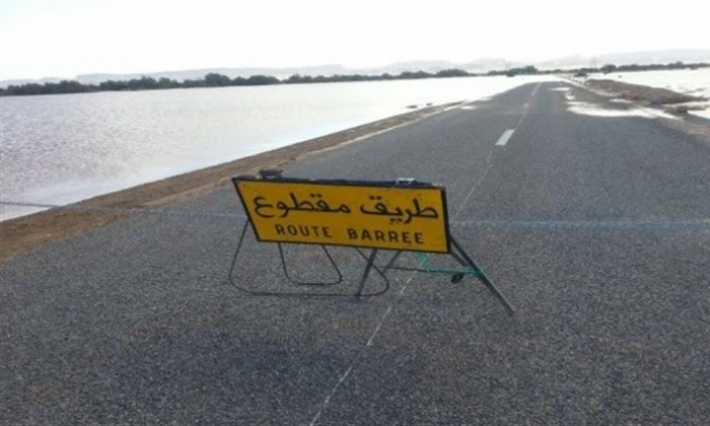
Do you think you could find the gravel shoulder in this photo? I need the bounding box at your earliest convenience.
[0,103,458,260]
[585,78,710,118]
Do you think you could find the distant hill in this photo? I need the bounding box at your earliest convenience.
[356,58,523,75]
[3,49,709,88]
[1,77,65,86]
[537,49,710,70]
[461,58,524,72]
[0,65,347,88]
[355,60,457,76]
[73,64,347,85]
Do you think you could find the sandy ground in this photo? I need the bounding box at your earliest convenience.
[0,103,459,261]
[586,78,710,117]
[586,79,704,105]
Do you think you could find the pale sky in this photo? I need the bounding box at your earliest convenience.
[1,0,709,80]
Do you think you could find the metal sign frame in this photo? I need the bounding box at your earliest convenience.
[228,171,515,316]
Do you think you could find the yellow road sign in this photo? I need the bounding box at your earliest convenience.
[233,177,450,253]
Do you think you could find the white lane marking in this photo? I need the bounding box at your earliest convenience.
[367,306,392,346]
[514,84,539,128]
[514,113,526,128]
[309,365,353,426]
[531,82,541,96]
[309,269,419,424]
[309,82,544,425]
[453,161,494,218]
[495,129,515,146]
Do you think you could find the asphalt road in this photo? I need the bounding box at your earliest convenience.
[2,81,710,425]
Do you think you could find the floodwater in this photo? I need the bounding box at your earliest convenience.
[604,68,710,119]
[607,68,710,99]
[1,76,551,220]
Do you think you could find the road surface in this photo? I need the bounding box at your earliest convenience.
[2,82,710,425]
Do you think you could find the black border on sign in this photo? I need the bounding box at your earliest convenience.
[231,175,451,254]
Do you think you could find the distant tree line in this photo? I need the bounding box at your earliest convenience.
[0,69,471,97]
[485,61,710,77]
[0,74,283,96]
[487,65,541,77]
[597,61,699,74]
[1,62,708,97]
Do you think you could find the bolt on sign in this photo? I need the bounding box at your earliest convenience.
[233,177,451,253]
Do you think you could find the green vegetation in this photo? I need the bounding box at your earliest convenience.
[1,62,708,97]
[488,65,539,77]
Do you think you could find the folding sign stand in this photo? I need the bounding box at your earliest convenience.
[228,220,392,297]
[228,171,515,316]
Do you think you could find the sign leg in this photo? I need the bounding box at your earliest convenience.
[381,251,403,274]
[450,237,515,316]
[228,220,252,283]
[356,249,379,297]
